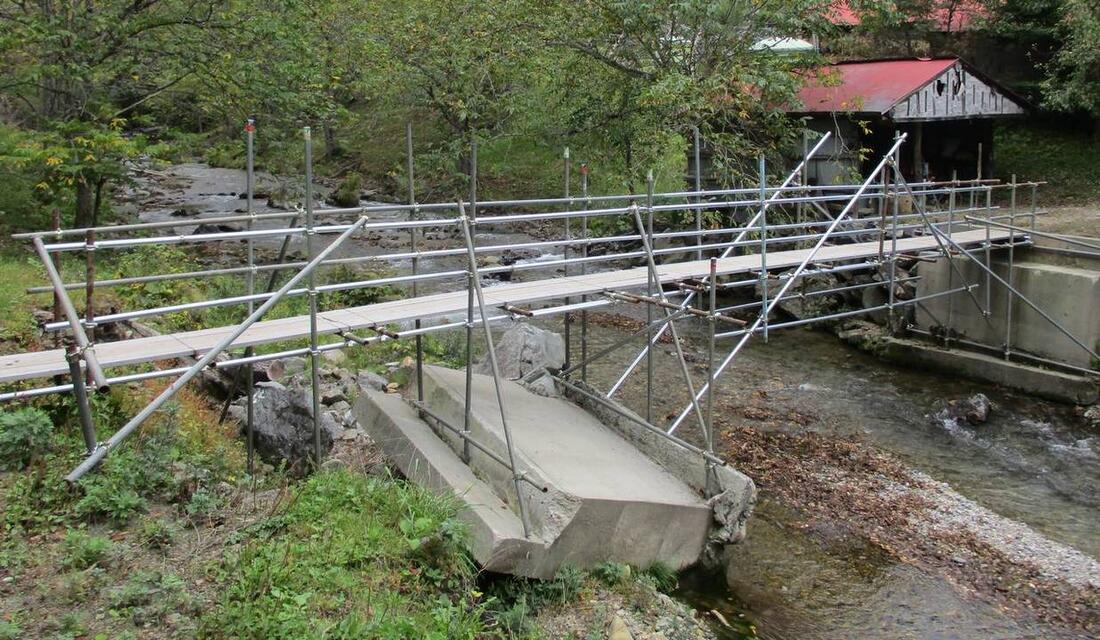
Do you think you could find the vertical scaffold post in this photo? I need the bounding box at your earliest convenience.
[580,162,590,382]
[459,207,532,538]
[629,205,709,436]
[945,170,957,347]
[888,138,900,328]
[704,257,718,496]
[84,229,96,349]
[303,127,323,469]
[799,131,809,249]
[51,209,62,349]
[645,170,655,423]
[563,147,572,371]
[245,118,257,474]
[984,185,993,315]
[408,123,424,401]
[1004,174,1017,360]
[758,155,768,343]
[463,137,478,464]
[1029,182,1038,231]
[67,345,97,454]
[693,125,702,261]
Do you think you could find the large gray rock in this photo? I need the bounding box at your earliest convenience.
[234,381,341,471]
[943,393,994,425]
[475,324,565,379]
[756,269,842,320]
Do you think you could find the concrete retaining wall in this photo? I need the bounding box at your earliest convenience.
[915,244,1100,370]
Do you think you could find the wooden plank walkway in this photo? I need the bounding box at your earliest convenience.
[0,229,1014,384]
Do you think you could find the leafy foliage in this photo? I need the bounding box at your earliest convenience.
[0,407,52,470]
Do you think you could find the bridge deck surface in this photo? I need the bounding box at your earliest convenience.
[0,228,1014,384]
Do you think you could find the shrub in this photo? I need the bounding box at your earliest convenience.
[75,477,146,524]
[138,516,177,549]
[61,530,114,570]
[641,562,678,593]
[591,561,631,587]
[0,407,53,470]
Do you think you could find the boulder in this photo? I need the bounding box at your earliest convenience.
[356,371,388,392]
[756,269,842,320]
[945,393,994,425]
[474,324,565,380]
[237,380,341,471]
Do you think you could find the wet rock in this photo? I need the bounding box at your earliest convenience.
[475,324,565,379]
[945,393,994,425]
[757,269,842,320]
[239,380,341,471]
[193,222,243,235]
[1082,405,1100,429]
[320,386,348,405]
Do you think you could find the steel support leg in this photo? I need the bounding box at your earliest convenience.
[459,208,532,538]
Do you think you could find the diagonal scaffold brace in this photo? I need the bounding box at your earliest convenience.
[64,215,371,483]
[606,131,835,399]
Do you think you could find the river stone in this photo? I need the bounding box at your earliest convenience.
[946,393,994,425]
[475,324,565,379]
[241,380,340,471]
[356,371,388,392]
[756,269,841,320]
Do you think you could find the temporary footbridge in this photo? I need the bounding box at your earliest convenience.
[3,125,1091,561]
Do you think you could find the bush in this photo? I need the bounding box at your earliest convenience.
[75,476,147,524]
[61,530,114,570]
[328,173,362,207]
[138,516,177,549]
[0,407,53,470]
[591,561,631,587]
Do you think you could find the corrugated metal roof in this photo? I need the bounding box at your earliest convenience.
[795,58,958,115]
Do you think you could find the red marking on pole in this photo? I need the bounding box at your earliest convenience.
[244,122,256,133]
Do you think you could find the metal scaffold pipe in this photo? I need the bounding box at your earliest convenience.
[63,215,371,483]
[668,134,909,434]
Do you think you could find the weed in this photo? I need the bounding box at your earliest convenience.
[0,619,21,640]
[640,562,678,593]
[184,488,220,522]
[137,516,177,549]
[203,469,489,639]
[0,407,52,470]
[591,561,631,587]
[75,476,147,524]
[61,530,114,570]
[108,570,195,625]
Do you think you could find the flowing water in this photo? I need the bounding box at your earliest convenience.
[132,164,1099,640]
[576,321,1098,640]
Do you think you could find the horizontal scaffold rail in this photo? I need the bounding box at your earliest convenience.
[0,228,1016,385]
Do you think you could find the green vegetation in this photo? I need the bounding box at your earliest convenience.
[995,122,1100,203]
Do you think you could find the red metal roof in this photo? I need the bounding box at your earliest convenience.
[795,58,958,115]
[828,1,985,32]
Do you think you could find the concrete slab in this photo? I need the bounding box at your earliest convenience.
[876,337,1099,405]
[356,365,715,578]
[354,390,543,572]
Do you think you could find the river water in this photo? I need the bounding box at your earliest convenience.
[129,164,1099,640]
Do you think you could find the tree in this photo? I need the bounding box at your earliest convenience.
[1042,0,1100,135]
[545,0,828,183]
[0,0,226,227]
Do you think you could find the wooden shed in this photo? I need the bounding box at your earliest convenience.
[791,58,1027,184]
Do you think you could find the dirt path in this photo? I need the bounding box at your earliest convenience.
[1036,205,1099,237]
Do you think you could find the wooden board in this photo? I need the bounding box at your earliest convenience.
[0,229,1014,385]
